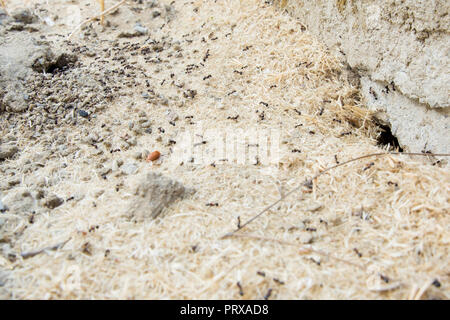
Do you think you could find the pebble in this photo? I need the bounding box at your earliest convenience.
[0,145,19,160]
[78,109,89,118]
[1,188,36,213]
[127,137,137,146]
[86,132,99,144]
[134,23,148,35]
[12,9,36,24]
[133,152,142,160]
[43,194,64,209]
[0,198,6,212]
[140,121,152,128]
[165,110,179,122]
[299,233,314,244]
[111,159,123,171]
[121,163,138,175]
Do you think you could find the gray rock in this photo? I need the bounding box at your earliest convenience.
[121,163,138,175]
[0,198,5,212]
[128,172,194,220]
[111,159,123,171]
[43,194,63,209]
[134,24,148,35]
[0,145,18,160]
[1,188,36,213]
[0,9,12,25]
[12,9,37,24]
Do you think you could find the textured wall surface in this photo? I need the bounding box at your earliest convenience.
[280,0,450,153]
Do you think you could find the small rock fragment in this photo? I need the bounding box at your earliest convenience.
[12,9,37,24]
[0,145,19,160]
[43,194,63,209]
[111,159,123,171]
[299,233,314,244]
[78,109,89,118]
[0,198,6,212]
[121,163,138,175]
[134,23,148,35]
[1,188,36,213]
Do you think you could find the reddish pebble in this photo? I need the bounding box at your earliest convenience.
[146,151,161,162]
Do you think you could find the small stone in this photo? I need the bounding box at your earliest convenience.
[98,165,112,176]
[111,159,123,171]
[94,189,105,197]
[121,163,138,175]
[165,110,179,122]
[127,137,137,146]
[86,133,99,144]
[0,145,19,160]
[43,194,64,209]
[133,152,142,160]
[152,11,161,18]
[78,110,89,118]
[306,203,323,212]
[299,233,314,244]
[1,188,36,213]
[134,24,148,35]
[12,9,37,24]
[140,121,152,128]
[0,199,6,212]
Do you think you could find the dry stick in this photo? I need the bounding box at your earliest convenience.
[0,0,9,15]
[68,0,126,39]
[230,233,366,271]
[221,152,450,239]
[99,0,105,25]
[21,238,71,259]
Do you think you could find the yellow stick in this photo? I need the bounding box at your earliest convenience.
[69,0,126,39]
[0,0,9,15]
[98,0,105,25]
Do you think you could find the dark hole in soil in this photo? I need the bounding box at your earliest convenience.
[45,53,78,74]
[377,124,403,151]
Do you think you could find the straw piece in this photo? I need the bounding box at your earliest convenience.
[68,0,126,39]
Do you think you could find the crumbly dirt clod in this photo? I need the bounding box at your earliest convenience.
[128,172,191,221]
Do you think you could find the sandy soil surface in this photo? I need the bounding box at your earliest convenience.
[0,0,449,299]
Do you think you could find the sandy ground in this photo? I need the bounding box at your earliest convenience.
[0,0,449,299]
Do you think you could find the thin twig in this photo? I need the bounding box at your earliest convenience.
[21,238,71,259]
[221,152,450,239]
[0,0,9,15]
[68,0,126,39]
[228,233,366,271]
[99,0,105,25]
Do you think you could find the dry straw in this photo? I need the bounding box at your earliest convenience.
[0,0,8,14]
[68,0,126,39]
